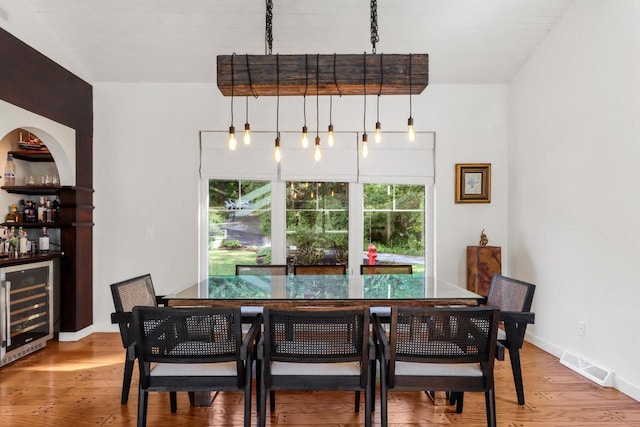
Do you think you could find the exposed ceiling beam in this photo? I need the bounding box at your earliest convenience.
[217,53,428,97]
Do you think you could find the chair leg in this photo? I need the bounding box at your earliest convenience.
[121,346,135,404]
[485,389,497,427]
[355,391,361,412]
[259,385,267,427]
[364,385,372,427]
[455,392,464,413]
[370,361,376,413]
[509,347,526,405]
[380,383,388,427]
[269,390,276,412]
[169,392,177,413]
[137,388,148,427]
[244,378,252,427]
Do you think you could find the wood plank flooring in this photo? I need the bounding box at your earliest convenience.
[1,333,638,426]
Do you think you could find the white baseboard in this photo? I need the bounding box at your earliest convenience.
[58,325,94,342]
[525,331,639,402]
[615,376,640,402]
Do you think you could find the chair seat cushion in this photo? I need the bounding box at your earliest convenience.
[151,361,238,377]
[395,361,482,377]
[271,361,361,376]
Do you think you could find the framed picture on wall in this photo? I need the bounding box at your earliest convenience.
[455,163,491,203]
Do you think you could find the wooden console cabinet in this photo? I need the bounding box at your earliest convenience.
[466,246,501,296]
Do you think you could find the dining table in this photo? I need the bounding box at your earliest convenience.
[164,273,484,312]
[163,273,484,406]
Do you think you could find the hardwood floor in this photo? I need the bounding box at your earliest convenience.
[1,333,638,426]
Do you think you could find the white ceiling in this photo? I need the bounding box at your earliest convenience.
[19,0,575,84]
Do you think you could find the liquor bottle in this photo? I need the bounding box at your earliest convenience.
[52,195,61,222]
[8,226,16,256]
[18,199,26,222]
[3,153,15,186]
[5,204,18,222]
[38,227,50,252]
[24,200,35,223]
[37,196,45,222]
[44,198,52,222]
[18,227,28,254]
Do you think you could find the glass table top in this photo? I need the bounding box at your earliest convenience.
[166,274,482,302]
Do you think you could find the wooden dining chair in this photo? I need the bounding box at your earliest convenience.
[133,306,261,427]
[360,264,413,275]
[236,264,288,275]
[258,307,374,427]
[448,274,536,411]
[374,306,500,427]
[110,274,165,404]
[486,274,536,405]
[293,264,347,275]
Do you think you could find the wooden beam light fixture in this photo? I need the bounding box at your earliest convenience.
[217,53,428,97]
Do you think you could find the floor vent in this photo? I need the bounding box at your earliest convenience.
[560,351,614,387]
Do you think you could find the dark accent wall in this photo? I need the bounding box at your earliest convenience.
[0,28,94,332]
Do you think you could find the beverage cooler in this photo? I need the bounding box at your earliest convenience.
[1,260,54,366]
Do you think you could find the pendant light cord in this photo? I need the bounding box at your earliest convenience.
[303,54,308,127]
[363,52,367,133]
[230,53,235,126]
[245,54,258,99]
[276,54,280,133]
[316,54,320,137]
[409,53,413,116]
[377,53,383,122]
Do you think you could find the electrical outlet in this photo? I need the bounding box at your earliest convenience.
[145,225,155,239]
[577,321,585,337]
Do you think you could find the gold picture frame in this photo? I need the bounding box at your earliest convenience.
[455,163,491,203]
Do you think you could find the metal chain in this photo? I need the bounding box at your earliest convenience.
[266,0,273,55]
[370,0,379,54]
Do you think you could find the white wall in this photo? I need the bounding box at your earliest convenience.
[509,0,640,400]
[92,83,509,331]
[0,0,89,81]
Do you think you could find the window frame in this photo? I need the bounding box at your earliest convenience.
[198,131,435,280]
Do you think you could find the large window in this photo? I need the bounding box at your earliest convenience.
[200,131,435,279]
[363,184,425,273]
[286,181,349,268]
[208,180,271,275]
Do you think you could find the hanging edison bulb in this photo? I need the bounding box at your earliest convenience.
[228,125,237,150]
[314,136,321,161]
[243,123,251,145]
[274,134,282,163]
[327,124,335,147]
[243,96,251,145]
[407,117,416,142]
[362,133,369,158]
[374,121,382,144]
[301,125,309,148]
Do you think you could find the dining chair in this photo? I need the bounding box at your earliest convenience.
[486,274,536,405]
[110,274,165,404]
[360,264,413,275]
[293,264,347,275]
[373,306,500,427]
[258,306,374,427]
[133,306,261,427]
[236,264,288,275]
